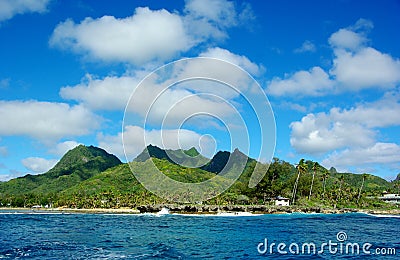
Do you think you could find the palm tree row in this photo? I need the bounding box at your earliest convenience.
[291,159,307,204]
[291,159,371,206]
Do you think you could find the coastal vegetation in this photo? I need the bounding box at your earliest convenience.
[0,145,399,211]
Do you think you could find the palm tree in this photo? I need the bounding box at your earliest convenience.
[321,169,329,199]
[338,174,345,201]
[309,162,318,200]
[357,174,367,204]
[291,159,307,205]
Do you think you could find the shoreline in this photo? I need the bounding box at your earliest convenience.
[1,205,399,215]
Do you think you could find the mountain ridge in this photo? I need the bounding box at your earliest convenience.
[0,144,398,208]
[0,145,121,195]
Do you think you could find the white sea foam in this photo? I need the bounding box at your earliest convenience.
[139,208,171,217]
[366,213,400,218]
[157,207,170,215]
[216,211,261,217]
[171,212,263,217]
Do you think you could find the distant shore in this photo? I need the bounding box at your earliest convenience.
[1,205,399,215]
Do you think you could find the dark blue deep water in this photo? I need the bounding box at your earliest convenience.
[0,211,398,259]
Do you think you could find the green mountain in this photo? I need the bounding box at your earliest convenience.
[0,145,121,204]
[200,150,230,173]
[135,144,209,168]
[50,145,121,176]
[0,145,396,209]
[201,148,255,174]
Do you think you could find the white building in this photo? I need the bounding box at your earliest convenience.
[378,193,400,204]
[274,196,290,206]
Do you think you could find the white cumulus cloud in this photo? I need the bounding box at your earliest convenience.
[50,7,192,64]
[290,93,400,155]
[328,18,373,51]
[322,142,400,171]
[331,47,400,90]
[98,125,215,161]
[50,0,250,65]
[266,67,334,97]
[290,113,375,155]
[294,40,316,53]
[200,47,264,76]
[0,100,101,142]
[0,0,50,22]
[184,0,238,41]
[266,19,400,97]
[49,140,81,156]
[21,157,58,173]
[60,74,141,110]
[328,28,367,51]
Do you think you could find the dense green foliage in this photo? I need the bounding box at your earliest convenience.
[135,144,209,168]
[0,145,121,207]
[0,145,398,209]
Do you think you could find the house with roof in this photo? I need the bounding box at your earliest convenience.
[378,193,400,204]
[274,196,290,206]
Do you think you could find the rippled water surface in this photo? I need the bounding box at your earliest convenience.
[0,210,398,259]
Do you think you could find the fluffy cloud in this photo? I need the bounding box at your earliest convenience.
[123,57,263,129]
[49,140,81,156]
[184,0,236,26]
[50,7,192,64]
[328,29,367,51]
[130,87,235,126]
[266,67,334,97]
[294,40,316,53]
[331,47,400,90]
[0,0,50,22]
[328,18,373,50]
[184,0,238,41]
[274,101,307,113]
[322,142,400,171]
[0,170,26,182]
[60,54,261,130]
[21,157,58,173]
[266,19,400,97]
[290,93,400,155]
[98,125,215,160]
[0,100,101,142]
[61,72,236,121]
[50,0,250,65]
[60,74,140,110]
[200,47,264,76]
[290,113,375,155]
[171,56,264,99]
[329,19,400,91]
[329,92,400,128]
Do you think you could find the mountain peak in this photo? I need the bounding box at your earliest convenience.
[134,145,208,168]
[134,145,170,163]
[50,145,121,173]
[200,150,230,173]
[184,147,200,157]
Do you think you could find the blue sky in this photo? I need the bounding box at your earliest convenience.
[1,0,400,181]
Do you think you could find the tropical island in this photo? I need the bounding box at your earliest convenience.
[0,145,399,214]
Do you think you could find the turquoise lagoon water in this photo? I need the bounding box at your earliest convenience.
[0,211,398,259]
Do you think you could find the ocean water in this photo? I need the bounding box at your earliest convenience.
[0,210,398,259]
